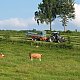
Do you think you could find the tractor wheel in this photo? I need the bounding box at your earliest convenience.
[49,38,53,42]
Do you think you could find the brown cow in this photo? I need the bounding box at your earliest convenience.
[0,53,5,58]
[29,53,42,61]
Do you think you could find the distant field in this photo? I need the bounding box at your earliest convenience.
[0,30,80,80]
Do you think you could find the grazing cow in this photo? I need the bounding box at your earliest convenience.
[0,53,5,58]
[29,53,42,61]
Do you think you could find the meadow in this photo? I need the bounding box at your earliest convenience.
[0,30,80,80]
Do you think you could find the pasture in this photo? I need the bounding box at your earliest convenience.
[0,30,80,80]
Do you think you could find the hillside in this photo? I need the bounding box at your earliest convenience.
[0,30,80,80]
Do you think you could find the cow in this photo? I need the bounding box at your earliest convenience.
[29,53,42,61]
[0,53,5,58]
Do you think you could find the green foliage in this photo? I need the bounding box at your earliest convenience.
[35,0,75,31]
[3,33,10,41]
[32,42,73,49]
[45,30,52,34]
[58,0,75,32]
[66,30,72,33]
[35,0,57,31]
[67,36,71,44]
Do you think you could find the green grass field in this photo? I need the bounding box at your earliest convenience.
[0,30,80,80]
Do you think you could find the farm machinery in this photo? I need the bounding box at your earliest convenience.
[31,31,47,41]
[48,32,66,42]
[26,31,66,43]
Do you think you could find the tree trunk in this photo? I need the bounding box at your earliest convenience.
[50,21,52,31]
[64,25,66,32]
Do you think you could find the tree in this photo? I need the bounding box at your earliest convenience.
[60,15,69,32]
[58,0,75,32]
[35,0,75,31]
[35,0,57,31]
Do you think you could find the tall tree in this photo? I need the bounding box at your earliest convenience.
[60,15,69,32]
[35,0,57,31]
[58,0,75,32]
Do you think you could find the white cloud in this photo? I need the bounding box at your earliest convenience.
[0,17,37,30]
[0,3,80,30]
[0,18,26,27]
[73,4,80,27]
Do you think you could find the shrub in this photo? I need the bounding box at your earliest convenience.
[66,30,72,33]
[3,33,10,41]
[67,36,71,44]
[32,42,73,49]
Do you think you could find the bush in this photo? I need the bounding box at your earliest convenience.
[67,36,71,44]
[66,30,72,33]
[3,33,10,41]
[32,42,73,49]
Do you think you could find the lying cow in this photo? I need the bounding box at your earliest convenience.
[29,53,42,61]
[0,53,5,58]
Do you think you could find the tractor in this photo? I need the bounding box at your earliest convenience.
[48,32,66,43]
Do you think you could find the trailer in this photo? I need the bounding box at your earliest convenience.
[31,31,48,41]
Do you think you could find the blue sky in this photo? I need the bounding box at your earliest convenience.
[0,0,42,19]
[0,0,80,31]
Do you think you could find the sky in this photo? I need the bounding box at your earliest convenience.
[0,0,80,31]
